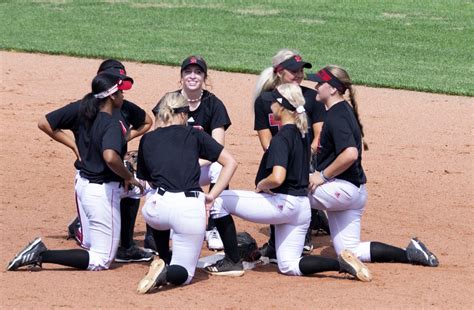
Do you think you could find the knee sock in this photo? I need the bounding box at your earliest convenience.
[214,215,240,263]
[152,229,171,265]
[309,208,318,230]
[370,241,409,263]
[167,265,188,285]
[207,215,216,231]
[41,249,89,270]
[206,183,229,231]
[120,198,139,248]
[268,225,276,247]
[299,255,340,275]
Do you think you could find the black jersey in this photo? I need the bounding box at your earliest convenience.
[316,100,366,187]
[45,99,146,169]
[174,90,231,135]
[78,112,127,184]
[137,125,224,192]
[254,86,325,139]
[255,124,310,196]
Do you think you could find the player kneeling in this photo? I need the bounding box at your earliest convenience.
[204,84,371,282]
[135,92,237,294]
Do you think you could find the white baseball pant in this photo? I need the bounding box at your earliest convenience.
[211,190,311,276]
[142,189,206,284]
[309,178,371,262]
[75,176,123,270]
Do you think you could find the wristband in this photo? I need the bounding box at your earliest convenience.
[320,170,331,183]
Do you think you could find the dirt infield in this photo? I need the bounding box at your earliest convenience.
[0,51,473,308]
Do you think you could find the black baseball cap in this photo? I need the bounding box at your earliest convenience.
[307,67,347,93]
[180,56,207,74]
[98,59,126,74]
[274,55,312,73]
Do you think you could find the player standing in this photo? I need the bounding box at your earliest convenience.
[135,92,237,294]
[7,72,144,271]
[204,83,371,282]
[253,49,327,260]
[144,55,231,251]
[307,65,439,267]
[38,59,154,263]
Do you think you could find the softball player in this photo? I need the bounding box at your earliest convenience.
[135,92,237,294]
[37,59,153,263]
[205,83,371,282]
[307,65,439,267]
[253,49,327,258]
[8,72,144,272]
[145,55,231,251]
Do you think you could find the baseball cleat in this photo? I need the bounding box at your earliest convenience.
[137,257,168,294]
[204,256,245,277]
[67,216,82,245]
[7,237,47,271]
[206,227,224,251]
[338,249,372,282]
[115,245,155,263]
[406,237,439,267]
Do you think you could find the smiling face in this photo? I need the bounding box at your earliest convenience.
[181,64,205,92]
[279,67,304,85]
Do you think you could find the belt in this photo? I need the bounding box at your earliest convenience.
[157,187,200,198]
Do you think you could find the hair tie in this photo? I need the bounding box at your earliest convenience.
[296,106,306,114]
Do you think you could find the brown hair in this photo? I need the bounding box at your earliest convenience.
[326,65,368,150]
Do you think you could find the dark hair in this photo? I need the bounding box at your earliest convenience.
[97,59,125,74]
[80,73,119,128]
[326,65,369,151]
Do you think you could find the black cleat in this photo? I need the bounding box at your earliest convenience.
[7,237,47,271]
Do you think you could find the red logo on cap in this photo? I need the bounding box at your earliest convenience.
[119,69,125,75]
[190,57,197,64]
[294,55,302,62]
[318,69,332,82]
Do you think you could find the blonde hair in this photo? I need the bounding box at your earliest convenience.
[154,92,188,125]
[326,65,368,151]
[276,83,308,137]
[253,48,299,101]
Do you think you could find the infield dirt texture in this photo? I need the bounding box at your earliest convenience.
[0,51,473,308]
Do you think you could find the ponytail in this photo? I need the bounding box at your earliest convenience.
[80,93,107,128]
[276,83,308,137]
[327,65,369,151]
[347,85,369,151]
[253,67,279,102]
[153,92,188,126]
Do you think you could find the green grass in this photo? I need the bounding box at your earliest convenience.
[1,0,473,96]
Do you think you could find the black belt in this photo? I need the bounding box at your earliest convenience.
[157,187,200,198]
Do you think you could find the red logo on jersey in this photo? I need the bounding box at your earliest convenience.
[190,57,197,64]
[268,114,282,130]
[119,120,127,137]
[335,192,340,199]
[119,69,125,75]
[294,55,302,62]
